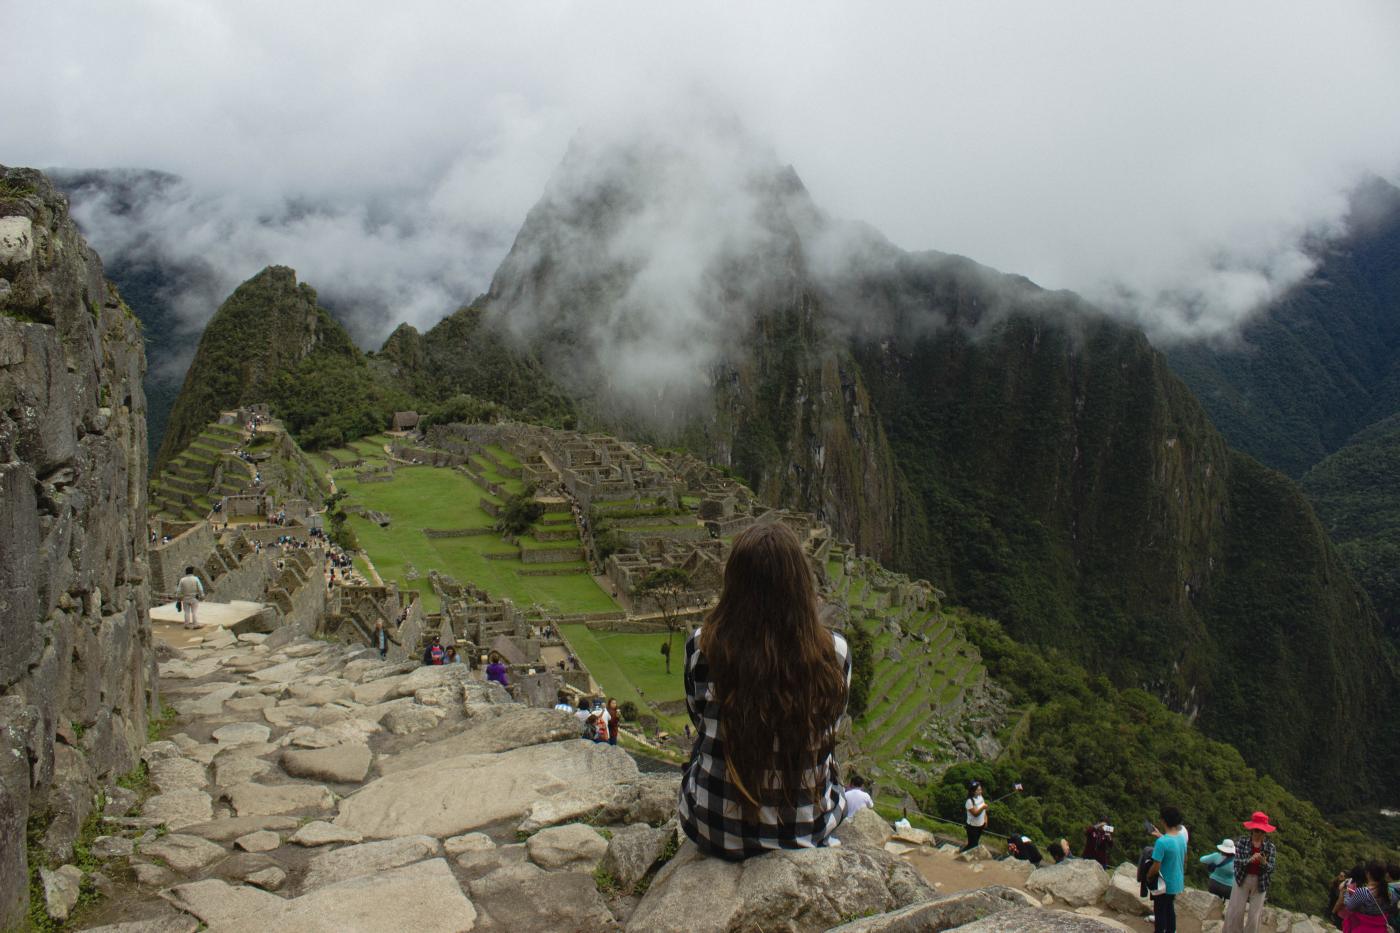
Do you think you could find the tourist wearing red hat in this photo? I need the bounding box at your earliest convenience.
[1225,811,1277,933]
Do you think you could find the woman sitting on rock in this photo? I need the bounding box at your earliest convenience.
[678,522,850,860]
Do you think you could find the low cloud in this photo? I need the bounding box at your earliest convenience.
[7,0,1399,368]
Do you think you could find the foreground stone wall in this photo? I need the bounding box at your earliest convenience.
[0,166,154,928]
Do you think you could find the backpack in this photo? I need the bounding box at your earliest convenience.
[429,646,445,665]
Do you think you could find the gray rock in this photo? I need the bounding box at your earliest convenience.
[212,753,272,787]
[951,906,1127,931]
[469,861,614,932]
[263,705,319,728]
[1177,887,1223,921]
[234,830,281,852]
[224,696,277,715]
[290,820,364,847]
[91,835,135,858]
[954,843,995,862]
[104,785,140,816]
[601,822,675,890]
[77,913,199,933]
[40,864,82,921]
[132,861,178,886]
[382,703,445,735]
[840,808,893,849]
[149,757,208,794]
[625,841,934,933]
[281,743,372,783]
[1101,864,1149,916]
[173,859,474,933]
[378,708,581,773]
[245,866,286,891]
[224,781,334,816]
[1026,858,1111,907]
[335,740,638,839]
[525,822,608,871]
[140,741,185,764]
[826,886,1039,932]
[143,790,214,830]
[140,833,228,872]
[302,834,442,889]
[445,832,496,857]
[211,722,272,746]
[181,814,299,842]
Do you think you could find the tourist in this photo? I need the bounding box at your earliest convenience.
[423,635,446,666]
[1047,838,1072,863]
[844,775,874,817]
[1225,811,1277,933]
[445,646,462,664]
[605,698,621,745]
[582,713,603,742]
[677,522,850,860]
[575,699,594,724]
[1201,838,1236,900]
[1145,806,1188,933]
[1335,862,1397,932]
[963,780,988,851]
[1007,833,1044,866]
[176,566,205,629]
[372,620,398,659]
[1082,818,1115,867]
[485,653,509,686]
[553,692,574,714]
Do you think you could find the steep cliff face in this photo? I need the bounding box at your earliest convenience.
[0,166,154,927]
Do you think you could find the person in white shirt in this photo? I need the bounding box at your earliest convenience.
[844,775,874,817]
[177,566,205,630]
[963,780,988,851]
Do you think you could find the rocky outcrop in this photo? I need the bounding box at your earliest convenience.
[0,166,153,929]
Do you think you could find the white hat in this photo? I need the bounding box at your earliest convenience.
[1217,839,1236,855]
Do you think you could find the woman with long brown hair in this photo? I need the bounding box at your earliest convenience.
[678,521,851,860]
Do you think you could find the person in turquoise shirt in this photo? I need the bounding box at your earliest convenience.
[1201,838,1236,899]
[1148,806,1188,933]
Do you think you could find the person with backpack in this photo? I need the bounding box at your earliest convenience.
[1335,861,1398,933]
[422,635,446,666]
[963,780,989,851]
[177,566,205,630]
[1145,806,1188,933]
[1225,811,1277,933]
[1201,838,1236,900]
[677,523,851,860]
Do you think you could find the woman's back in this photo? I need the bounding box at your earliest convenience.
[679,627,851,859]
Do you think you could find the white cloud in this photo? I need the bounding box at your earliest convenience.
[5,0,1399,349]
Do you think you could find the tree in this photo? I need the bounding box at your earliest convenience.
[495,485,544,537]
[635,567,692,673]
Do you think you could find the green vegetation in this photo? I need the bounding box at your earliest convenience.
[560,625,687,732]
[495,487,544,537]
[923,611,1396,915]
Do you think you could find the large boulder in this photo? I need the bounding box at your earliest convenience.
[1026,858,1110,907]
[1102,863,1150,916]
[468,862,614,932]
[952,907,1130,931]
[334,741,638,839]
[826,886,1037,932]
[1177,887,1223,922]
[602,822,677,891]
[624,841,935,933]
[377,708,580,771]
[841,808,893,849]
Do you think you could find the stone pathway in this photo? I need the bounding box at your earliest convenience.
[72,625,681,932]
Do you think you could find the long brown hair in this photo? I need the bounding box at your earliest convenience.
[699,522,847,811]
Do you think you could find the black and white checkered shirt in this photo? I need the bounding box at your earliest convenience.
[678,627,851,860]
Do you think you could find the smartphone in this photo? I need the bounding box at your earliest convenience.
[1142,819,1155,834]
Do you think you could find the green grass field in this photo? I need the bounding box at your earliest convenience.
[561,624,690,732]
[335,464,616,614]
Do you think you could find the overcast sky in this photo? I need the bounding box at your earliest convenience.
[7,0,1400,347]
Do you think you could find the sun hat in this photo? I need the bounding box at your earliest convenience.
[1217,839,1236,855]
[1242,811,1276,833]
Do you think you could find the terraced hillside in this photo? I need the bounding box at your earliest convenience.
[308,435,615,614]
[148,421,249,519]
[824,553,1002,798]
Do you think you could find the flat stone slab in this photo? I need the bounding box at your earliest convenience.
[150,600,266,628]
[171,859,475,933]
[150,758,208,794]
[302,835,442,889]
[290,820,363,847]
[225,782,334,816]
[143,790,214,830]
[335,740,638,839]
[213,754,273,787]
[526,822,608,871]
[281,743,372,783]
[78,914,199,933]
[234,831,281,853]
[182,815,299,843]
[211,723,272,746]
[140,834,228,873]
[379,708,579,773]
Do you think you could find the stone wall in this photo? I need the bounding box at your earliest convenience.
[0,167,154,929]
[149,521,217,595]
